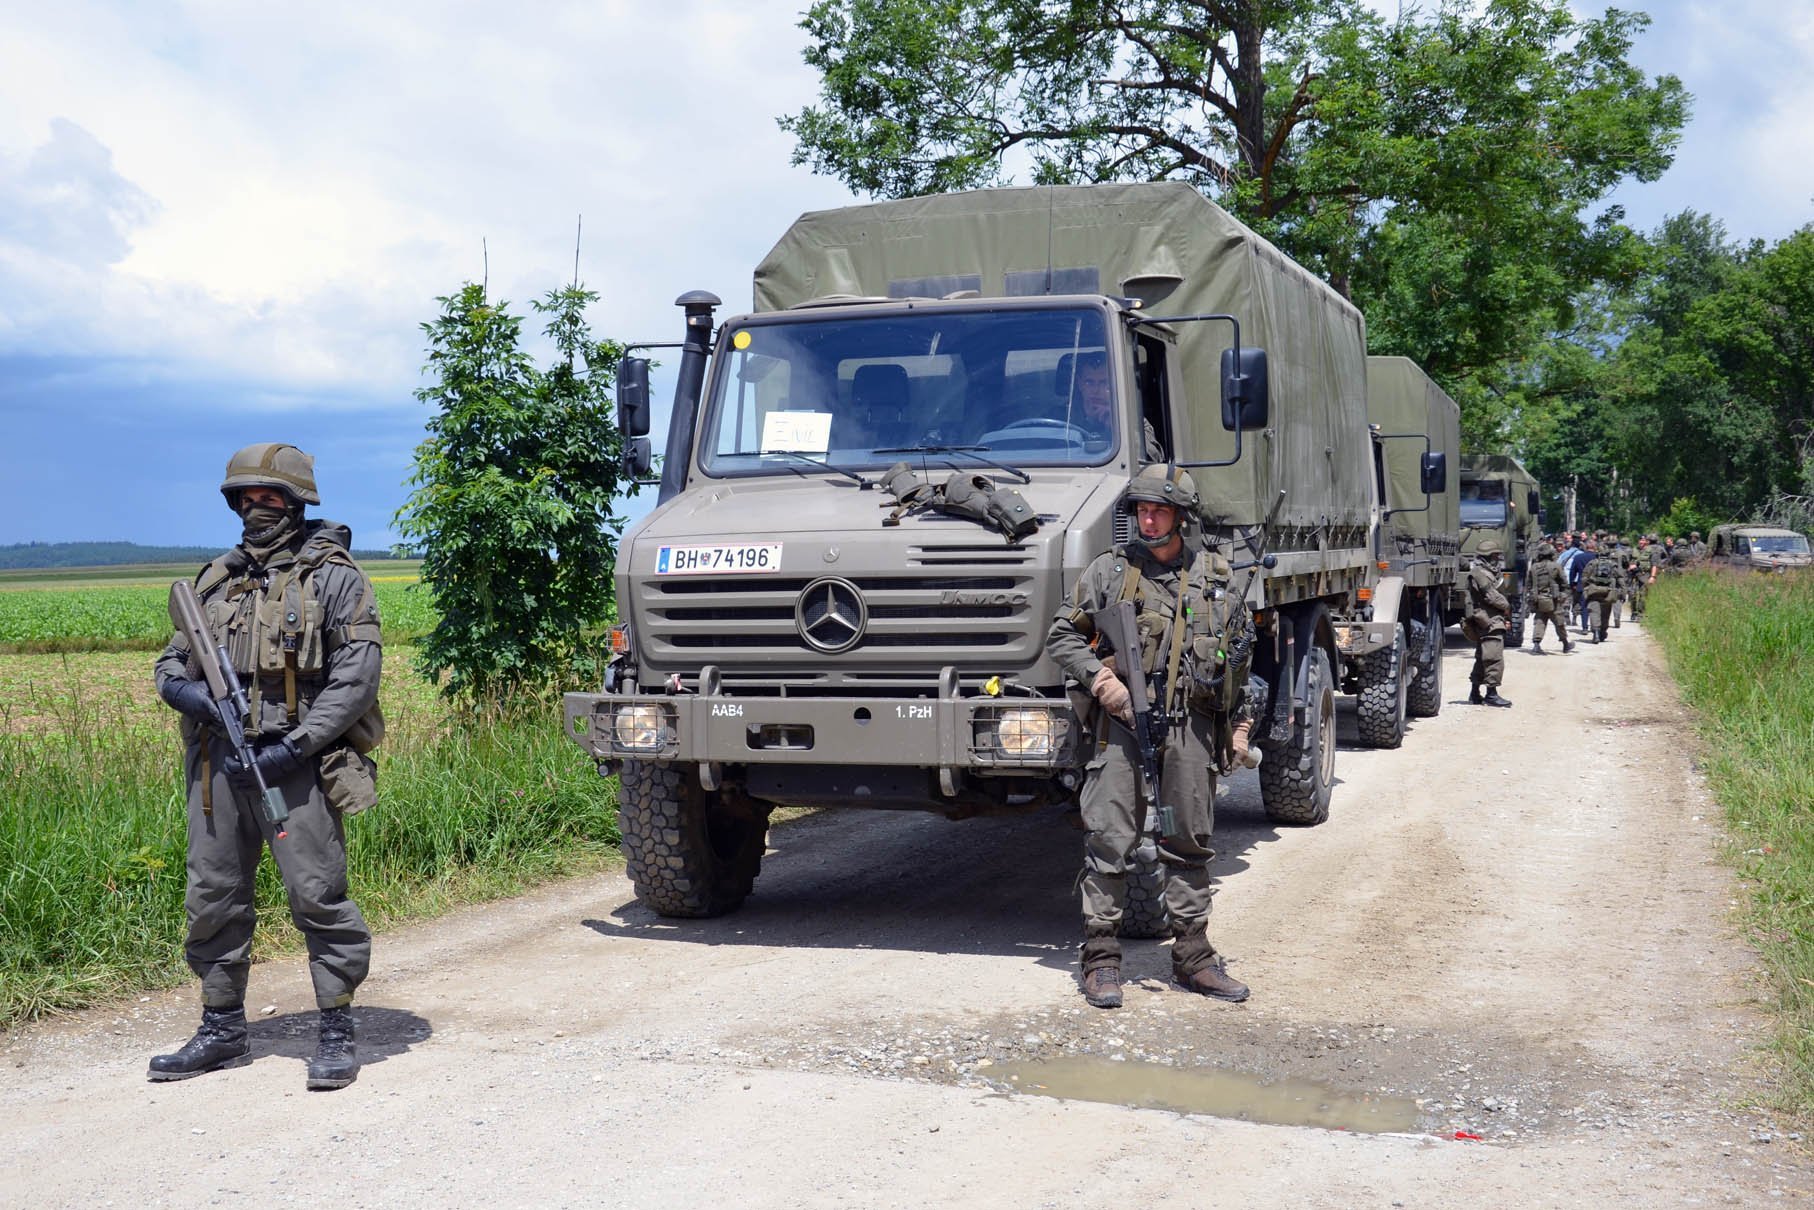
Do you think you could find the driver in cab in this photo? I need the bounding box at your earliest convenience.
[1069,351,1165,463]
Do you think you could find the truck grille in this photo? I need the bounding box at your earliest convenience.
[636,571,1044,670]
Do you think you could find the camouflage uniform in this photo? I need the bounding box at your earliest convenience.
[1462,540,1512,703]
[1583,544,1623,640]
[1524,543,1571,651]
[1046,468,1253,1005]
[150,444,381,1090]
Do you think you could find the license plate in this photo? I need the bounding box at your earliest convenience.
[654,543,783,576]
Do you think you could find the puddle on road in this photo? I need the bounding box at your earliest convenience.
[988,1056,1420,1134]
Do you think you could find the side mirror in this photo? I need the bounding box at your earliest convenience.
[624,436,654,479]
[617,357,651,438]
[1420,451,1447,495]
[1526,489,1540,515]
[1220,347,1269,432]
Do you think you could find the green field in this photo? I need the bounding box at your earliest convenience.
[1647,571,1814,1116]
[0,563,435,652]
[0,565,616,1026]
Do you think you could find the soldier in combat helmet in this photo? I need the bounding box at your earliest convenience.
[1463,538,1513,706]
[1046,465,1257,1009]
[149,443,383,1090]
[1524,541,1573,654]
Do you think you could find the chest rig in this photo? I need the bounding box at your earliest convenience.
[194,540,384,749]
[1107,545,1240,721]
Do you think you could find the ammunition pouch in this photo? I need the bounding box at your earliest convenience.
[939,472,1038,541]
[317,744,378,816]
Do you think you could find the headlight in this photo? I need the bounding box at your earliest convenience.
[613,703,671,751]
[997,707,1055,757]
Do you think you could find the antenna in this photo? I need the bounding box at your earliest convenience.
[482,238,489,298]
[573,214,583,288]
[1045,185,1056,294]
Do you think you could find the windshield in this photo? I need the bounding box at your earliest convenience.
[699,306,1118,477]
[1459,480,1509,528]
[1748,534,1811,555]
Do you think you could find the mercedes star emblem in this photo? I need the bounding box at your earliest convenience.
[795,577,867,653]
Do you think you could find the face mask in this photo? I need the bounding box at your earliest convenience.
[236,496,300,561]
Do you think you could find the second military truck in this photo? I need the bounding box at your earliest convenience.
[567,183,1391,917]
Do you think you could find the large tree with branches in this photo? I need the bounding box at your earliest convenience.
[782,0,1688,397]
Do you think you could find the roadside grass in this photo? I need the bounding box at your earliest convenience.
[1646,572,1814,1116]
[0,648,617,1028]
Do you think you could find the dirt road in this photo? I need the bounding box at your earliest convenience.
[4,621,1808,1208]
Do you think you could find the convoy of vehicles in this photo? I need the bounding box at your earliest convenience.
[562,183,1487,918]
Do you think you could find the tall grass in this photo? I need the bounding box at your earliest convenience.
[1646,571,1814,1115]
[0,649,616,1026]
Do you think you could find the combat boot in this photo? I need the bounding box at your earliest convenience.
[1176,955,1250,1003]
[147,1005,250,1081]
[307,1006,358,1090]
[1531,641,1543,654]
[1081,965,1123,1009]
[1563,637,1574,653]
[1467,684,1484,705]
[1481,688,1512,708]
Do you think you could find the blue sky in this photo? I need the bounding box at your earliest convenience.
[2,1,1810,549]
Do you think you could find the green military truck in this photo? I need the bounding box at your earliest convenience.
[1708,524,1813,573]
[565,183,1385,918]
[1448,454,1542,648]
[1347,357,1460,747]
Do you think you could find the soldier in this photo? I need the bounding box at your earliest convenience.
[1046,465,1255,1009]
[1583,537,1623,642]
[149,443,383,1090]
[1631,536,1660,618]
[1687,530,1709,563]
[1607,533,1627,628]
[1462,538,1513,706]
[1070,351,1167,462]
[1525,542,1573,653]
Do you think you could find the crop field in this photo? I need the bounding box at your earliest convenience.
[0,572,617,1026]
[0,564,436,653]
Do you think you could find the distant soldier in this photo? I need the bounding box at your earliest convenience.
[1046,465,1255,1009]
[1583,538,1623,642]
[1463,538,1512,706]
[1687,530,1709,563]
[1525,542,1572,653]
[149,444,382,1090]
[1631,536,1661,618]
[1607,533,1628,628]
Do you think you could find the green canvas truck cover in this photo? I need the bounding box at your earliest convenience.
[753,183,1372,537]
[1367,356,1460,586]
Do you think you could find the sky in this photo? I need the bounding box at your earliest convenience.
[2,0,1810,549]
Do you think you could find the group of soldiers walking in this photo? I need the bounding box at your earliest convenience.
[1459,527,1702,706]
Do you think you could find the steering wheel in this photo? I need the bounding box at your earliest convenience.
[974,417,1097,448]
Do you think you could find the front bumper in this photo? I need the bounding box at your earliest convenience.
[563,667,1082,788]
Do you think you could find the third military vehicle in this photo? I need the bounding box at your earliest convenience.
[1708,524,1813,573]
[1450,454,1541,647]
[566,182,1388,919]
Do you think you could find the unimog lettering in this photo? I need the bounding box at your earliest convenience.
[939,590,1029,607]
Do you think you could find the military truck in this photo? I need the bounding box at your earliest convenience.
[1346,357,1460,747]
[565,183,1383,919]
[1708,524,1813,573]
[1448,454,1542,648]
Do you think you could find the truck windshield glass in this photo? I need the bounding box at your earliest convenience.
[1750,534,1811,555]
[1459,481,1509,528]
[700,307,1117,476]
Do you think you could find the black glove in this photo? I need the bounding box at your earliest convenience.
[159,677,221,725]
[222,735,304,793]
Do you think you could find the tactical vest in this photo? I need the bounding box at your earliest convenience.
[1586,555,1618,589]
[1106,547,1245,716]
[195,538,385,752]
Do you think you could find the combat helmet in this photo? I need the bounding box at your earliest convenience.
[220,443,320,509]
[1476,538,1503,560]
[1120,464,1199,548]
[1537,542,1555,559]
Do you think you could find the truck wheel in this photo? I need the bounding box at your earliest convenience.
[1507,596,1527,649]
[618,760,768,918]
[1406,625,1443,719]
[1259,646,1336,826]
[1119,841,1170,939]
[1354,626,1409,749]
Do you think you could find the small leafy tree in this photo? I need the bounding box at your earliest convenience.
[396,281,632,705]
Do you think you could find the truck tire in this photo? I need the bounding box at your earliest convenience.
[1119,842,1170,939]
[1354,626,1409,749]
[1259,646,1336,826]
[1406,624,1443,719]
[1507,595,1527,649]
[618,760,768,918]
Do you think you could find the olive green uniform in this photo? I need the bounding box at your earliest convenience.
[1583,548,1623,638]
[1526,550,1569,647]
[1463,557,1511,688]
[1046,540,1249,978]
[153,521,382,1010]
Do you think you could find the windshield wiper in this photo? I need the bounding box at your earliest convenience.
[873,444,1032,486]
[759,450,881,490]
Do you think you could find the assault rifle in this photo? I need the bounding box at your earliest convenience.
[1091,599,1175,845]
[168,580,290,838]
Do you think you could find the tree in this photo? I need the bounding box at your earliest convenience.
[396,282,632,705]
[782,0,1687,388]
